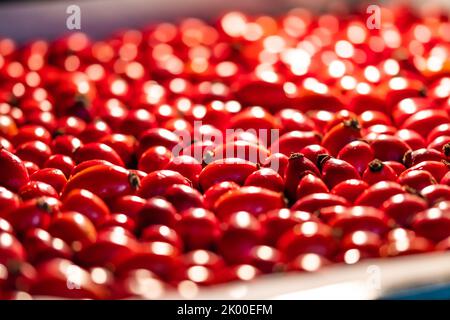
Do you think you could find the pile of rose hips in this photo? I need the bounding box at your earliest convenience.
[1,5,450,299]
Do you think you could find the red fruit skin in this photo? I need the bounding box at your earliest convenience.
[402,161,449,182]
[300,144,330,165]
[30,168,67,193]
[436,237,450,251]
[43,154,75,178]
[214,186,286,220]
[203,181,240,210]
[0,186,20,219]
[138,146,173,173]
[337,231,383,261]
[286,253,329,272]
[109,195,146,220]
[322,119,362,156]
[261,152,289,178]
[24,161,40,176]
[137,128,180,158]
[276,109,316,134]
[403,148,443,167]
[291,193,349,213]
[244,168,284,192]
[0,148,30,192]
[295,174,329,199]
[217,211,263,264]
[319,156,360,189]
[211,141,270,164]
[78,120,112,144]
[331,180,369,204]
[370,134,411,162]
[73,142,124,166]
[358,110,392,128]
[51,135,82,156]
[395,129,425,150]
[99,134,136,165]
[0,231,26,265]
[284,153,320,201]
[398,170,436,191]
[176,208,221,250]
[383,161,406,176]
[277,221,337,261]
[19,181,59,200]
[7,197,61,234]
[22,228,72,264]
[120,109,156,138]
[164,155,202,188]
[12,125,52,146]
[259,209,318,246]
[440,171,450,186]
[362,160,398,185]
[328,206,389,236]
[138,170,191,199]
[381,194,428,227]
[338,140,374,175]
[324,110,356,132]
[100,214,136,232]
[248,245,282,273]
[401,109,449,138]
[428,124,450,143]
[164,184,204,212]
[198,158,257,191]
[421,184,450,205]
[63,164,140,200]
[140,225,182,250]
[30,258,108,299]
[70,159,114,177]
[136,197,179,231]
[412,208,450,242]
[355,181,405,208]
[270,131,321,156]
[62,189,110,227]
[15,140,52,167]
[380,233,434,257]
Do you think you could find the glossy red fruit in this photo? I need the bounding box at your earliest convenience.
[0,186,20,219]
[436,237,450,251]
[137,128,180,157]
[296,173,328,199]
[211,140,270,165]
[62,189,110,227]
[43,154,75,178]
[401,109,449,138]
[15,140,52,167]
[370,134,411,162]
[22,228,72,264]
[244,168,284,192]
[277,221,337,261]
[70,159,114,176]
[420,184,450,205]
[318,156,359,189]
[217,211,263,264]
[30,258,108,299]
[403,148,443,167]
[322,119,362,156]
[63,164,140,200]
[23,161,40,176]
[382,194,428,227]
[275,109,316,134]
[198,158,257,191]
[324,110,356,132]
[138,170,191,199]
[164,184,204,212]
[109,195,146,220]
[140,225,182,249]
[51,135,82,156]
[48,211,97,251]
[338,231,383,262]
[165,155,202,187]
[73,142,124,166]
[7,197,61,234]
[383,161,406,176]
[286,253,329,272]
[176,208,221,250]
[284,153,320,200]
[291,193,349,213]
[270,131,321,156]
[19,181,59,200]
[380,229,434,257]
[214,186,286,219]
[328,206,389,236]
[0,232,26,264]
[12,125,51,146]
[355,181,405,208]
[138,146,173,173]
[99,134,136,165]
[78,120,112,143]
[248,245,282,273]
[261,152,289,178]
[362,159,398,185]
[395,129,425,150]
[403,161,449,182]
[358,110,392,128]
[99,213,136,232]
[136,197,179,231]
[428,124,450,143]
[259,209,318,246]
[398,170,436,191]
[412,208,450,242]
[0,148,29,192]
[120,109,156,138]
[299,144,330,165]
[30,168,67,193]
[338,140,374,175]
[331,179,369,203]
[203,181,240,210]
